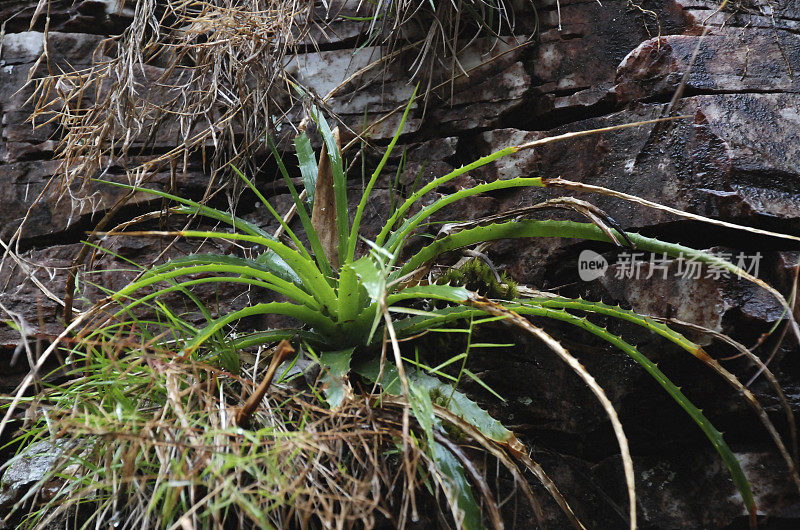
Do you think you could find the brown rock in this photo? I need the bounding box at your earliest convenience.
[614,30,800,103]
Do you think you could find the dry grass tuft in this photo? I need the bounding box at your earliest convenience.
[7,331,533,530]
[362,0,525,81]
[27,0,317,208]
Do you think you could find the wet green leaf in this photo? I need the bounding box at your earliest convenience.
[409,381,434,446]
[320,348,354,409]
[350,255,385,302]
[432,442,486,530]
[355,361,513,444]
[294,132,317,207]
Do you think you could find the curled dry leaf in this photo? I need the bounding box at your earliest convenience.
[312,127,341,270]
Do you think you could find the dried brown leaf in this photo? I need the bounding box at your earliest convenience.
[311,126,341,270]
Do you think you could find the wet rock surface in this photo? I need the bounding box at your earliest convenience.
[3,0,800,528]
[0,441,67,517]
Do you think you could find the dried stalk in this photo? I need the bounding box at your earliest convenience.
[235,339,294,427]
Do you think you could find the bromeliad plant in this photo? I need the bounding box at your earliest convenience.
[7,96,800,529]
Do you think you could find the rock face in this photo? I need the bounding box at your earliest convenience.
[2,0,800,528]
[0,441,69,520]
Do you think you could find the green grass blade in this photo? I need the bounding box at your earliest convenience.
[352,284,471,332]
[385,177,544,252]
[114,255,319,308]
[527,306,756,519]
[392,307,478,337]
[386,285,471,306]
[396,220,765,282]
[93,178,317,291]
[230,164,316,265]
[267,137,334,279]
[183,302,339,355]
[347,86,418,263]
[375,146,518,247]
[462,369,506,402]
[161,230,337,316]
[229,329,325,350]
[114,270,319,316]
[94,179,273,243]
[524,296,700,353]
[397,301,756,518]
[522,296,800,497]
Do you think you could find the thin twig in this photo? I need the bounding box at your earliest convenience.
[235,339,295,427]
